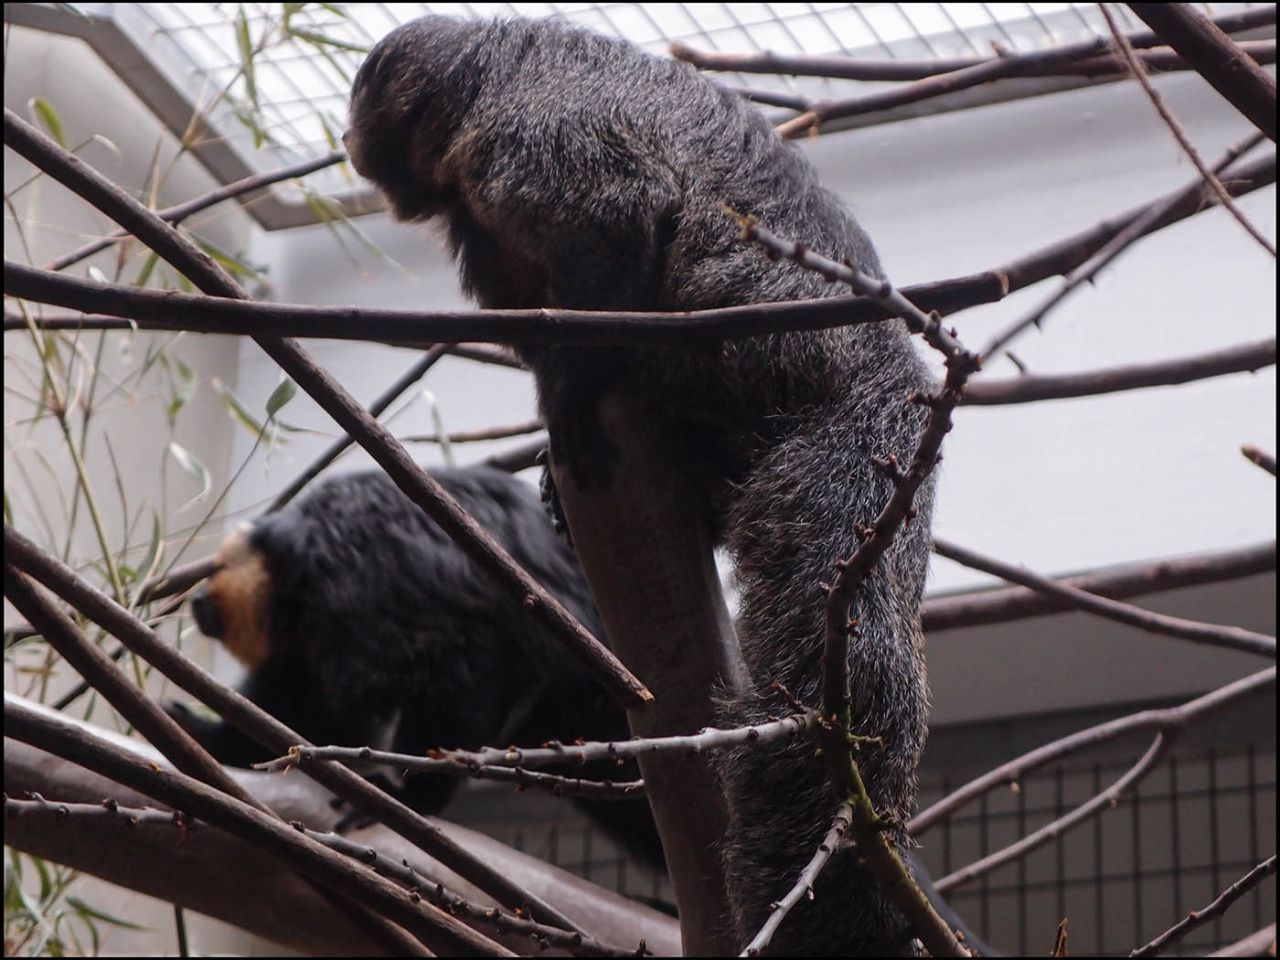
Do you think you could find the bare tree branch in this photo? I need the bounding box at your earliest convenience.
[2,524,586,936]
[4,697,511,957]
[1131,855,1277,957]
[401,418,545,445]
[769,6,1279,139]
[983,132,1269,359]
[937,733,1171,893]
[3,796,646,959]
[3,719,682,955]
[1242,444,1277,476]
[3,105,650,711]
[2,794,399,957]
[1127,3,1277,142]
[909,667,1276,835]
[481,436,548,474]
[934,537,1276,658]
[260,713,818,774]
[963,336,1275,404]
[740,801,854,957]
[670,8,1276,82]
[923,540,1276,632]
[3,257,1006,346]
[1099,4,1275,258]
[45,151,347,274]
[269,345,448,511]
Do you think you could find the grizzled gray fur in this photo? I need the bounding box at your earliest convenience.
[346,16,934,955]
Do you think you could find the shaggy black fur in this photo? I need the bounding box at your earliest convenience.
[167,467,663,867]
[344,18,936,954]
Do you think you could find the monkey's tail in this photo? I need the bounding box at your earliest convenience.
[716,372,935,954]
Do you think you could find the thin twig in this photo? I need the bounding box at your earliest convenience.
[936,734,1171,893]
[909,667,1276,834]
[983,132,1269,359]
[934,537,1275,657]
[1242,445,1277,476]
[740,801,854,956]
[269,345,448,511]
[260,713,818,773]
[1126,4,1276,142]
[1131,855,1277,957]
[401,418,544,445]
[923,540,1275,632]
[45,151,347,274]
[1099,4,1275,257]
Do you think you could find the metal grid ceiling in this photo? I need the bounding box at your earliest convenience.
[14,2,1266,227]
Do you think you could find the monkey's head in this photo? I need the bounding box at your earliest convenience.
[346,16,495,221]
[190,521,294,671]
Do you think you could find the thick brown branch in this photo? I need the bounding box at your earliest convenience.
[909,666,1276,834]
[934,537,1275,657]
[3,105,648,712]
[922,540,1276,632]
[1127,3,1277,142]
[3,698,509,957]
[1131,855,1277,957]
[963,336,1276,404]
[2,796,642,959]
